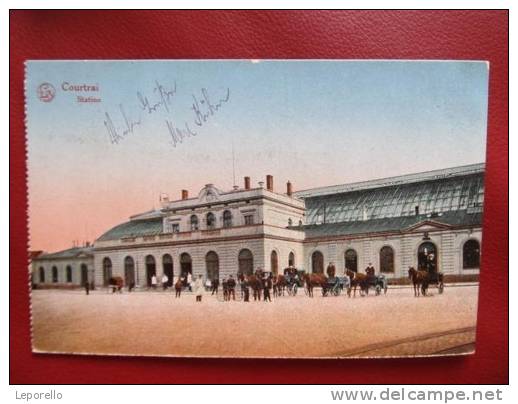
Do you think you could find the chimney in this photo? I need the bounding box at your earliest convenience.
[181,189,189,200]
[244,176,251,190]
[266,175,273,191]
[286,181,293,197]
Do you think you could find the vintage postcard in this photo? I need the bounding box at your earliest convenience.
[26,60,488,358]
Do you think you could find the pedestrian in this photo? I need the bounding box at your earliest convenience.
[194,274,204,302]
[263,274,272,302]
[187,272,193,292]
[243,280,250,302]
[151,274,158,290]
[227,275,236,301]
[161,273,169,291]
[222,278,228,301]
[85,281,90,295]
[175,277,182,298]
[211,278,219,295]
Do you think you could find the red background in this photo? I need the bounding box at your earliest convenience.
[10,10,508,384]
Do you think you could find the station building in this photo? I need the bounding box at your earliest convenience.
[31,163,484,288]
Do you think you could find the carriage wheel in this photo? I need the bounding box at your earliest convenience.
[438,283,444,294]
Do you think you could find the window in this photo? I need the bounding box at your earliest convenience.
[311,251,324,273]
[244,214,254,225]
[463,239,480,269]
[206,212,216,229]
[206,251,219,281]
[380,246,395,273]
[162,254,174,286]
[66,265,72,283]
[39,267,45,283]
[171,223,180,233]
[190,215,199,231]
[271,251,279,275]
[238,249,254,276]
[145,255,156,287]
[103,257,112,286]
[223,210,232,227]
[345,249,358,272]
[52,266,58,283]
[124,256,135,285]
[288,252,295,267]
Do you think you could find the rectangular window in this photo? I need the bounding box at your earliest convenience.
[244,215,254,225]
[171,223,180,233]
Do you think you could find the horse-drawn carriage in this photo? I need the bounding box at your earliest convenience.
[408,267,444,296]
[324,276,350,296]
[366,273,388,296]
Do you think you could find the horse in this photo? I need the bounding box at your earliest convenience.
[174,277,183,298]
[303,273,328,297]
[420,270,444,296]
[245,274,263,301]
[408,267,428,297]
[273,275,287,297]
[108,276,124,293]
[345,269,369,297]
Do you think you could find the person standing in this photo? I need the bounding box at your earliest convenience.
[187,272,193,292]
[161,273,169,291]
[211,278,219,295]
[85,281,90,295]
[151,274,158,290]
[194,274,204,302]
[227,275,236,301]
[263,274,272,302]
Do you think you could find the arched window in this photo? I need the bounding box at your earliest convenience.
[206,251,219,281]
[223,210,232,228]
[162,254,174,286]
[180,253,192,277]
[66,265,72,283]
[145,255,156,287]
[206,212,216,229]
[345,249,358,272]
[39,267,45,283]
[190,215,199,231]
[80,264,88,287]
[124,256,135,286]
[288,252,295,267]
[102,257,112,286]
[271,250,278,275]
[52,266,58,283]
[380,246,395,273]
[238,249,254,276]
[463,239,480,269]
[311,251,324,273]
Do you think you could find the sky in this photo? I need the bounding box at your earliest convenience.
[26,60,489,252]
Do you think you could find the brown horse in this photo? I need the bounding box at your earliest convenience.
[303,273,328,297]
[408,267,428,297]
[345,269,369,297]
[108,276,124,293]
[245,274,263,301]
[273,275,287,297]
[174,277,183,298]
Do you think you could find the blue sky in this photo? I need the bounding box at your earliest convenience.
[26,60,489,251]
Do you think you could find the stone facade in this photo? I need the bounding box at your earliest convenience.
[32,166,484,288]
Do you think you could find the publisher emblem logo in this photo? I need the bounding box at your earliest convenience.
[37,82,56,102]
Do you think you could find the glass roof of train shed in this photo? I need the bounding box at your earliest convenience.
[297,164,484,225]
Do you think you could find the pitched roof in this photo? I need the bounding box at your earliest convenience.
[96,217,164,241]
[37,246,94,260]
[302,210,482,239]
[300,166,484,225]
